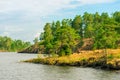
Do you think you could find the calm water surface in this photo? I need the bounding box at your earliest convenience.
[0,52,120,80]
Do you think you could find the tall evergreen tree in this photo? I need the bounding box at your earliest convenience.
[72,15,82,37]
[54,24,80,56]
[43,23,53,54]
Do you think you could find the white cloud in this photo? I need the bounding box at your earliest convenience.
[4,26,23,32]
[0,0,70,16]
[0,0,116,18]
[0,0,116,15]
[0,32,10,36]
[77,0,115,4]
[0,0,117,42]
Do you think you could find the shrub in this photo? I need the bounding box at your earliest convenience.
[107,54,114,59]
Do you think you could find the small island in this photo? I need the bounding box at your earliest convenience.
[1,0,120,80]
[24,49,120,70]
[22,11,120,70]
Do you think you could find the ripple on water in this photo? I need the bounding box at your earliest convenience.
[0,52,120,80]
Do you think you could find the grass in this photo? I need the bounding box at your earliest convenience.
[24,49,120,70]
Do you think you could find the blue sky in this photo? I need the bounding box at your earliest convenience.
[0,0,120,42]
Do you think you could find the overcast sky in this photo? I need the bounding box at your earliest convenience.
[0,0,120,42]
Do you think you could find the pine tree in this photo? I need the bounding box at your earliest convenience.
[43,23,53,54]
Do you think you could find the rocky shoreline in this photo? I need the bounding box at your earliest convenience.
[0,50,8,52]
[18,44,40,53]
[24,58,120,70]
[24,49,120,70]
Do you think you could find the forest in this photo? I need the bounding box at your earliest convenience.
[37,11,120,56]
[0,36,31,52]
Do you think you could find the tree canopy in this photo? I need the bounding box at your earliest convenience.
[38,11,120,56]
[0,36,31,51]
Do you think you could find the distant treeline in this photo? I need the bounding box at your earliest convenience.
[0,36,31,52]
[36,11,120,56]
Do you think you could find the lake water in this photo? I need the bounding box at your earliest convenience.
[0,52,120,80]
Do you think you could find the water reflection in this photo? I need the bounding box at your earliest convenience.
[0,52,120,80]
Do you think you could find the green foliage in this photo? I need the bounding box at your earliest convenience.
[0,36,31,51]
[42,19,80,56]
[44,23,53,44]
[72,15,82,34]
[84,23,94,38]
[38,11,120,56]
[43,23,54,54]
[33,38,38,44]
[107,54,114,60]
[54,22,80,56]
[39,32,44,40]
[113,11,120,23]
